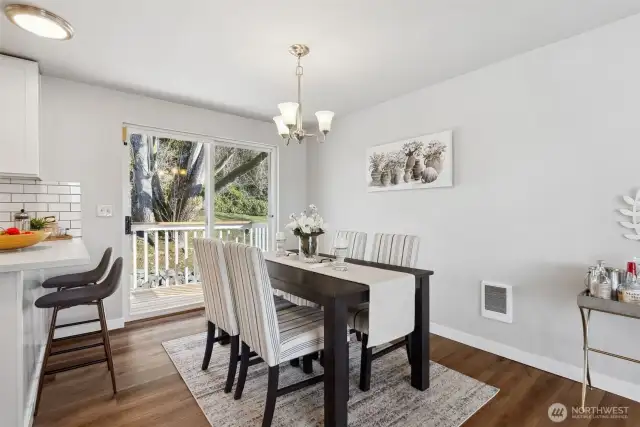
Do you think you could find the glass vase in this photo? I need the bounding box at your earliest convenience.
[298,235,319,263]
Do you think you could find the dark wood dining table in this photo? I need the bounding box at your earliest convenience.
[265,252,434,427]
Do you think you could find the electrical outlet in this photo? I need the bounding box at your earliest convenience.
[97,205,113,217]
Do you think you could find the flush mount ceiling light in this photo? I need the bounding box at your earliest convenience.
[273,44,334,145]
[4,4,74,40]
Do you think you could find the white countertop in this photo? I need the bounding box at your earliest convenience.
[0,239,90,273]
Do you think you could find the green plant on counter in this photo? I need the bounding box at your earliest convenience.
[30,217,47,230]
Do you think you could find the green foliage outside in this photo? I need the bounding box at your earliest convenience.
[131,136,270,225]
[214,184,268,217]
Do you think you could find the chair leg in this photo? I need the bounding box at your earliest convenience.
[98,300,117,395]
[289,358,300,367]
[35,306,58,416]
[355,331,362,342]
[234,342,251,400]
[97,303,110,373]
[405,335,412,364]
[319,350,324,367]
[224,335,240,393]
[263,366,280,427]
[202,321,216,370]
[359,334,372,392]
[302,354,313,374]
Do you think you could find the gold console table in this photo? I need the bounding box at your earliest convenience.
[577,290,640,408]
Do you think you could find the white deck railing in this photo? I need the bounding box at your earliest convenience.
[131,222,270,290]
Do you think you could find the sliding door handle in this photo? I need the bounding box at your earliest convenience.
[124,216,132,235]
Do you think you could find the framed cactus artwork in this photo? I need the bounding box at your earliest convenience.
[366,130,453,192]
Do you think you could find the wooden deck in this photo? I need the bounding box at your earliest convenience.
[129,283,204,320]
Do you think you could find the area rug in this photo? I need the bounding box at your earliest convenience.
[163,333,498,427]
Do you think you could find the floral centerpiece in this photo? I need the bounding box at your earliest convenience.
[285,204,328,263]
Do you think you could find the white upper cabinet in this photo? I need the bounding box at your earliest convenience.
[0,55,40,178]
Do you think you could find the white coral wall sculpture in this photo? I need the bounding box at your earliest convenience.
[619,190,640,240]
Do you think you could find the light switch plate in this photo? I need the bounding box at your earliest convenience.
[97,205,113,217]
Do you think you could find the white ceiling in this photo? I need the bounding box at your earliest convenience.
[1,0,639,122]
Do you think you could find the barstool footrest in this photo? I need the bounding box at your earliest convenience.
[50,341,105,356]
[54,318,100,329]
[53,330,102,343]
[44,357,108,375]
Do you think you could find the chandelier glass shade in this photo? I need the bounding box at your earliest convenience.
[274,44,334,145]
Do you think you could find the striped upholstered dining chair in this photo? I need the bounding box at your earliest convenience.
[329,230,368,260]
[192,238,294,394]
[349,233,420,391]
[275,230,368,308]
[224,242,325,427]
[369,232,420,267]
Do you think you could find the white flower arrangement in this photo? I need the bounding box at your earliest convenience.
[285,204,328,237]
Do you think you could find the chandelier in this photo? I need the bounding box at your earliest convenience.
[273,44,334,145]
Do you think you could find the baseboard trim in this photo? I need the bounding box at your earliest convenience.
[23,344,46,427]
[54,317,125,339]
[430,322,640,403]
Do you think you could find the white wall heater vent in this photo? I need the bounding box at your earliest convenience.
[481,281,513,323]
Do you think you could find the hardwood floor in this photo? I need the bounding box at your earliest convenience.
[34,310,639,427]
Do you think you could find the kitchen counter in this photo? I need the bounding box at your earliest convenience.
[0,238,90,427]
[0,239,90,273]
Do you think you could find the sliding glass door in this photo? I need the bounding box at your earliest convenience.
[122,125,277,320]
[210,143,273,251]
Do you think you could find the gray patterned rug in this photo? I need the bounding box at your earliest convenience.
[163,333,498,427]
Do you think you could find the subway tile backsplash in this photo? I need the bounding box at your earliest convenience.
[0,180,82,237]
[23,185,47,194]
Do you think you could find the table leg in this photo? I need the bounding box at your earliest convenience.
[410,276,430,390]
[586,309,592,390]
[579,307,592,409]
[324,298,349,427]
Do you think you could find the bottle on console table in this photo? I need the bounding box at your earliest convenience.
[588,260,611,299]
[618,262,640,304]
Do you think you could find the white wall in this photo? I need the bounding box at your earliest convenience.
[308,13,640,390]
[40,76,306,323]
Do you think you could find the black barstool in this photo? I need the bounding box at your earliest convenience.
[42,247,112,290]
[34,257,123,416]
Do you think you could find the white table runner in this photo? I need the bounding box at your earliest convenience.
[263,252,415,348]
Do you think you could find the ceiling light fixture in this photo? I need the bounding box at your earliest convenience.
[4,4,74,40]
[273,44,334,145]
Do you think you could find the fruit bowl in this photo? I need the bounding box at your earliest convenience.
[0,230,51,251]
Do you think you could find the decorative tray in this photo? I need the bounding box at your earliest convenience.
[578,290,640,319]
